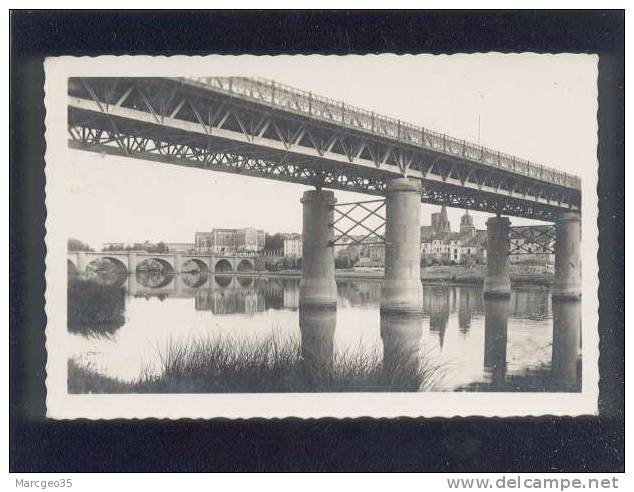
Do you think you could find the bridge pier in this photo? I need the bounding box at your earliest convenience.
[551,299,581,391]
[127,252,138,276]
[552,212,581,300]
[484,297,509,389]
[127,273,138,296]
[380,178,423,315]
[75,251,87,274]
[483,215,511,298]
[173,254,183,274]
[299,189,337,307]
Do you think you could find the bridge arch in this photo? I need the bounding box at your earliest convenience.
[86,256,128,276]
[236,258,255,273]
[136,257,175,275]
[214,259,233,273]
[182,258,209,274]
[67,258,78,275]
[182,259,209,288]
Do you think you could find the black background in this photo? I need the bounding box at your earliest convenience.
[10,10,625,472]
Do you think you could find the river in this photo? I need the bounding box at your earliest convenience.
[67,271,581,393]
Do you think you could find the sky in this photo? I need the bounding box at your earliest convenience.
[65,54,598,249]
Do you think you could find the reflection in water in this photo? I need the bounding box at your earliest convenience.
[337,280,382,306]
[237,276,254,288]
[67,272,582,393]
[195,288,264,314]
[458,288,481,335]
[483,298,509,389]
[136,269,174,288]
[551,300,581,391]
[214,274,233,288]
[182,270,208,288]
[67,276,126,336]
[510,289,551,320]
[84,258,127,287]
[380,313,423,390]
[426,286,450,348]
[299,306,336,382]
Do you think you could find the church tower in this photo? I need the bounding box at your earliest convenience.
[460,209,476,238]
[437,204,451,236]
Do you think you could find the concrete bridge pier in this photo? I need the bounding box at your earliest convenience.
[299,189,337,307]
[380,177,424,315]
[552,212,581,300]
[484,297,510,389]
[483,215,511,298]
[551,298,581,391]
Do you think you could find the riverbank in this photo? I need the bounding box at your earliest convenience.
[68,332,446,394]
[255,264,553,286]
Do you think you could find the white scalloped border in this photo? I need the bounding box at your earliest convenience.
[44,54,600,419]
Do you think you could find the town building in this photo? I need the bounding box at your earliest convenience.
[420,206,553,266]
[459,210,476,239]
[458,230,488,264]
[431,205,452,237]
[283,233,302,258]
[364,243,386,264]
[195,228,265,254]
[421,208,485,265]
[167,242,196,253]
[353,257,384,272]
[421,237,463,264]
[509,226,555,264]
[334,234,386,268]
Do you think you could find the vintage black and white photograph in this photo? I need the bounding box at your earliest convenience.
[43,54,599,418]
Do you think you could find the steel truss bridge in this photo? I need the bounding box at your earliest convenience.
[68,76,581,222]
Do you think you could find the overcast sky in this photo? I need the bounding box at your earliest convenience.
[65,54,597,248]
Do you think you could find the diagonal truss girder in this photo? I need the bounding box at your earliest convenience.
[67,77,582,223]
[331,199,386,246]
[509,226,556,255]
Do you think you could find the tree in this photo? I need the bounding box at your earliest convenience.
[122,241,170,253]
[102,243,124,252]
[264,233,285,252]
[68,238,92,252]
[154,241,169,253]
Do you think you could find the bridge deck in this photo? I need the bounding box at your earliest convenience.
[183,76,580,190]
[67,77,581,222]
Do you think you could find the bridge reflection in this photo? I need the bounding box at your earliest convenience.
[299,306,337,384]
[380,313,424,391]
[483,298,510,390]
[69,271,581,391]
[124,271,303,315]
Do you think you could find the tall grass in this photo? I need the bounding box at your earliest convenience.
[69,332,447,394]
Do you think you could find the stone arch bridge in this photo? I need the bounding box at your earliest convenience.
[67,250,256,276]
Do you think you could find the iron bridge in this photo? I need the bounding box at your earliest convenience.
[68,76,582,222]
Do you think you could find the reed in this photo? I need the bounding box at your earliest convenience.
[68,332,447,394]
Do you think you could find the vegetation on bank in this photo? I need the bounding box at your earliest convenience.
[255,264,554,285]
[68,333,446,394]
[67,278,126,336]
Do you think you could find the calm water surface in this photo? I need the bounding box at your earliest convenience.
[67,272,581,392]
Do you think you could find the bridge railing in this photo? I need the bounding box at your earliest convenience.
[184,76,581,190]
